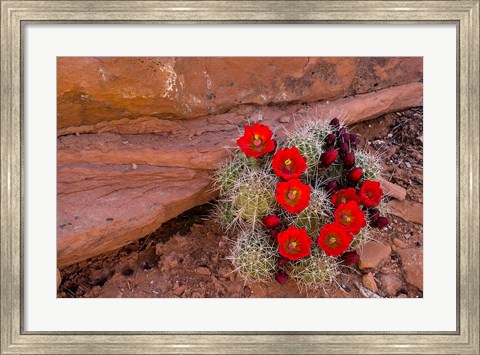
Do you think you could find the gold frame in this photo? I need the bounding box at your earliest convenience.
[1,1,478,354]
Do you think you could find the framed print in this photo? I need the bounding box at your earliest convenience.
[1,1,479,354]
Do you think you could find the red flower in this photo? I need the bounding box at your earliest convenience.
[275,178,311,214]
[317,223,353,257]
[320,148,339,167]
[358,180,383,207]
[277,226,312,261]
[331,188,359,207]
[262,215,280,229]
[334,201,366,235]
[272,147,307,180]
[236,123,275,158]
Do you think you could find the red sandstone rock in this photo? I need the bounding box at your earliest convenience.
[379,177,407,201]
[388,200,423,224]
[358,241,391,270]
[57,164,216,267]
[362,272,378,292]
[57,57,422,129]
[397,247,423,291]
[379,274,403,297]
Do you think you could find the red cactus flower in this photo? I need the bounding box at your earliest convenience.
[331,188,359,207]
[236,123,275,158]
[320,149,339,167]
[276,178,311,214]
[358,180,383,207]
[262,215,280,229]
[347,167,363,184]
[275,270,289,284]
[334,201,367,235]
[317,222,354,257]
[277,226,312,261]
[272,147,307,180]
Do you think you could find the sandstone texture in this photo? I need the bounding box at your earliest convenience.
[362,272,378,292]
[388,200,423,224]
[57,57,423,267]
[379,274,403,297]
[358,241,391,270]
[58,57,422,130]
[397,247,423,290]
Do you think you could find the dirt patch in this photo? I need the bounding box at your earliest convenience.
[58,108,423,298]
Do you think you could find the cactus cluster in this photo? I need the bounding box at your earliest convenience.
[213,118,390,290]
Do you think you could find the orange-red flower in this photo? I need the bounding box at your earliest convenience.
[331,188,359,207]
[358,180,383,207]
[236,123,275,158]
[275,178,311,214]
[277,226,312,261]
[272,147,307,180]
[317,222,354,257]
[334,201,366,235]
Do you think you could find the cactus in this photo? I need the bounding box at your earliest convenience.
[214,151,278,230]
[229,231,278,282]
[354,149,383,182]
[288,247,339,290]
[350,225,371,249]
[213,119,389,290]
[281,187,332,239]
[284,120,333,180]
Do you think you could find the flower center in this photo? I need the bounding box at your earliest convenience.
[366,192,372,197]
[284,159,292,166]
[288,241,297,249]
[330,236,337,244]
[287,190,298,200]
[342,214,352,223]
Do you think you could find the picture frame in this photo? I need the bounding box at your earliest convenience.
[1,1,478,354]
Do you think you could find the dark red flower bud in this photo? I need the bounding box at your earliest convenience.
[338,127,347,137]
[375,216,390,228]
[339,133,350,145]
[343,152,355,168]
[278,257,289,267]
[326,180,338,193]
[275,270,289,285]
[339,143,349,155]
[320,149,339,167]
[348,133,360,147]
[262,215,280,229]
[329,118,340,128]
[325,133,336,145]
[270,228,280,240]
[368,208,380,222]
[347,167,363,184]
[340,251,360,265]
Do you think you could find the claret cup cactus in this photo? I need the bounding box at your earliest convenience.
[213,118,389,290]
